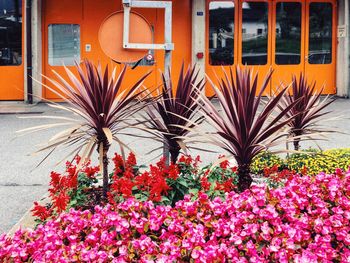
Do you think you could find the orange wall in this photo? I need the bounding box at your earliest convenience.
[42,0,192,100]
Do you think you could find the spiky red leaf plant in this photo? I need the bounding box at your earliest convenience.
[141,64,205,164]
[199,67,299,192]
[18,59,151,198]
[279,73,335,151]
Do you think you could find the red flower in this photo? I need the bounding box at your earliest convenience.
[107,192,117,207]
[178,155,193,166]
[201,176,211,192]
[135,172,152,191]
[49,172,61,187]
[126,152,137,167]
[66,174,78,189]
[124,170,135,179]
[215,178,234,192]
[156,157,166,171]
[53,192,70,213]
[112,153,124,170]
[82,165,99,178]
[65,161,77,176]
[218,155,229,169]
[167,164,179,180]
[301,166,308,176]
[31,202,52,221]
[111,177,134,198]
[149,177,171,202]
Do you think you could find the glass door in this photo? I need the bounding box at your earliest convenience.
[206,0,238,96]
[43,0,83,100]
[305,1,336,94]
[205,0,336,96]
[271,1,305,94]
[238,0,272,95]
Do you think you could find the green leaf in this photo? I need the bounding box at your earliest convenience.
[189,188,199,195]
[176,178,188,188]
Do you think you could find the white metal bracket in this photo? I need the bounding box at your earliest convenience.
[122,0,174,51]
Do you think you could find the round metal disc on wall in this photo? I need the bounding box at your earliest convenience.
[98,11,152,63]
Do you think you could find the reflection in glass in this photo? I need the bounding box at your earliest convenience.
[0,0,22,66]
[275,2,301,65]
[48,24,80,66]
[209,1,234,65]
[308,3,332,64]
[242,2,268,65]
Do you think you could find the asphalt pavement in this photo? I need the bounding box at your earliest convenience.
[1,99,350,234]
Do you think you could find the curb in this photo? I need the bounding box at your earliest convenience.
[7,195,49,236]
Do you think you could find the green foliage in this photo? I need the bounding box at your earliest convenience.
[68,173,98,209]
[251,148,350,175]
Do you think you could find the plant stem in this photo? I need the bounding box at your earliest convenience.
[102,144,110,199]
[237,164,253,192]
[169,143,181,165]
[293,139,300,151]
[163,144,170,167]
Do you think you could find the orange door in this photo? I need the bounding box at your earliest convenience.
[238,0,272,95]
[271,0,306,94]
[305,0,336,94]
[206,0,337,96]
[42,0,83,99]
[206,0,239,96]
[0,0,24,100]
[206,0,273,96]
[42,0,192,100]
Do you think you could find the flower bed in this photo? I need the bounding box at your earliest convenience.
[251,148,350,175]
[29,154,238,223]
[2,169,350,262]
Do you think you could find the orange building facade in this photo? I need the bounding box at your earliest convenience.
[0,0,349,101]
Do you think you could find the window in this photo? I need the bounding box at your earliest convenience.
[48,24,80,66]
[275,2,301,65]
[308,3,332,64]
[0,0,22,66]
[242,2,268,65]
[209,1,234,65]
[242,28,246,34]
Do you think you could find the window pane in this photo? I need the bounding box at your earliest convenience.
[242,2,268,65]
[48,24,80,66]
[209,1,234,65]
[0,0,22,66]
[308,3,332,64]
[276,2,301,65]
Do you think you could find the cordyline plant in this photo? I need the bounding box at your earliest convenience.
[279,73,335,151]
[197,67,299,192]
[141,64,205,164]
[18,59,151,198]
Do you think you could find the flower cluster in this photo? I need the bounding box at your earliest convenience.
[2,169,350,262]
[110,153,180,203]
[251,148,350,176]
[109,153,238,206]
[31,158,99,222]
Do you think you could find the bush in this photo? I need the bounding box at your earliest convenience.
[31,154,239,223]
[2,170,350,262]
[251,148,350,175]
